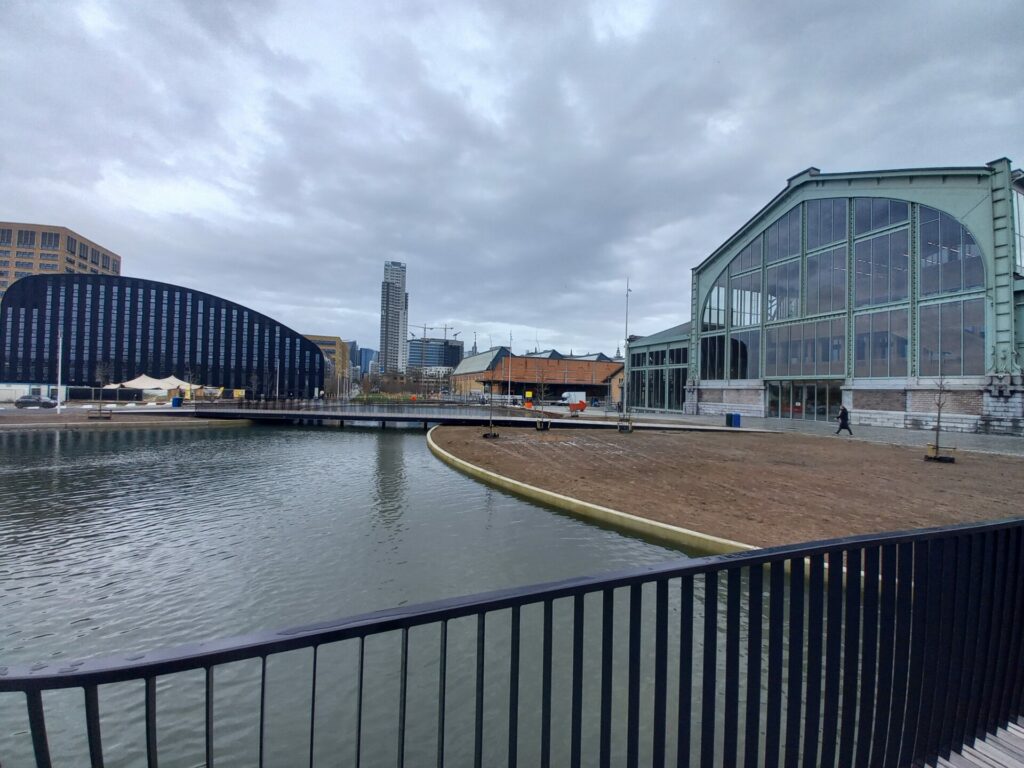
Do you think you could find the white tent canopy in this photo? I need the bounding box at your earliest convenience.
[119,374,168,390]
[112,374,202,390]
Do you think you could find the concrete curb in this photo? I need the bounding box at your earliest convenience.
[426,425,756,557]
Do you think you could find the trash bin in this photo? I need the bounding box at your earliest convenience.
[731,413,742,428]
[171,396,183,407]
[725,412,734,427]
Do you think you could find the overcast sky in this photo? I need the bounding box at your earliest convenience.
[2,1,1021,357]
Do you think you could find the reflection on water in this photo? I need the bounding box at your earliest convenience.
[0,426,681,766]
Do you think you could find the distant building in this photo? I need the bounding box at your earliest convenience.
[305,334,351,396]
[451,347,623,402]
[0,222,123,301]
[629,158,1024,434]
[0,274,324,398]
[379,261,408,373]
[359,347,378,375]
[407,336,463,369]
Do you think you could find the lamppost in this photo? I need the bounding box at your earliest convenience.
[620,278,632,430]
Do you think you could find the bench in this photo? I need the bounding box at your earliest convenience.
[87,409,112,420]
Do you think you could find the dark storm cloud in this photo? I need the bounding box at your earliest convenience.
[1,0,1021,354]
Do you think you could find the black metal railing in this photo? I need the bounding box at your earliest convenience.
[1,518,1022,766]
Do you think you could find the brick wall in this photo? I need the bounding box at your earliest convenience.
[700,388,723,403]
[907,390,983,415]
[853,390,905,412]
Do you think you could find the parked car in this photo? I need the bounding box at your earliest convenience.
[14,394,57,408]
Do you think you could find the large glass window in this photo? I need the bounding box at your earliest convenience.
[918,298,985,376]
[805,245,847,316]
[701,272,728,331]
[733,236,762,273]
[854,198,909,235]
[668,367,687,409]
[730,271,762,327]
[765,207,802,264]
[855,308,909,378]
[700,335,726,380]
[647,368,665,409]
[729,329,760,379]
[766,260,800,321]
[806,198,848,250]
[765,207,801,264]
[919,206,985,296]
[854,229,909,306]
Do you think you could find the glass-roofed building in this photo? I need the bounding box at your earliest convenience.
[626,158,1024,433]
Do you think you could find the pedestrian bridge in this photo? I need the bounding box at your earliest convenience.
[184,402,745,432]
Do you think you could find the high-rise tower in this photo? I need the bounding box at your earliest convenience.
[378,261,408,373]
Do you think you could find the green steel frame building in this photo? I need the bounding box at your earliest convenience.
[626,158,1024,433]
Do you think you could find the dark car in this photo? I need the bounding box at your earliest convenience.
[14,394,57,408]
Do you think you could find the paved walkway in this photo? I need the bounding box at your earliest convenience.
[619,409,1024,458]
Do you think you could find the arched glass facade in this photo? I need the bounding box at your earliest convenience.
[697,197,987,387]
[0,274,324,397]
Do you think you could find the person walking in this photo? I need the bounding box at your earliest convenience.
[836,405,853,435]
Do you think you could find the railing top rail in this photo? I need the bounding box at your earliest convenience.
[2,516,1021,691]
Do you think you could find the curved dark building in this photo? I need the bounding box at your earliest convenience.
[0,274,324,397]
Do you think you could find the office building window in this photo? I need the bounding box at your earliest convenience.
[40,232,60,249]
[79,242,89,259]
[90,248,100,265]
[0,229,11,246]
[17,230,36,247]
[66,236,77,254]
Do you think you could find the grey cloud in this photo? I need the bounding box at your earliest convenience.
[1,0,1021,355]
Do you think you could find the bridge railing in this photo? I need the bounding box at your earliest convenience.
[2,518,1022,766]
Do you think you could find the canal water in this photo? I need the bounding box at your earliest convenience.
[0,425,687,766]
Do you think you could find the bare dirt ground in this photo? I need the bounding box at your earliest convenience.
[432,425,1024,548]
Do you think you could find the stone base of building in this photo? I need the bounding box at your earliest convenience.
[684,378,1024,435]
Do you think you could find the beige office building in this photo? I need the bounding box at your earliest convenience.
[0,222,123,300]
[304,334,351,396]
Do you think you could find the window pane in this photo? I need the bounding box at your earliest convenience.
[806,254,819,316]
[871,311,889,377]
[890,200,908,224]
[871,198,890,230]
[802,322,815,375]
[789,323,802,375]
[816,320,830,376]
[747,330,760,378]
[807,201,820,250]
[963,232,985,290]
[919,305,940,376]
[786,261,800,319]
[920,219,941,296]
[890,309,908,377]
[831,317,845,376]
[788,208,801,258]
[766,266,779,321]
[962,298,985,374]
[890,229,909,301]
[833,199,848,241]
[871,235,890,304]
[820,200,832,246]
[855,240,871,306]
[765,327,777,377]
[855,198,872,235]
[778,324,791,376]
[940,302,962,376]
[855,314,870,377]
[940,214,962,293]
[768,382,780,416]
[832,246,847,311]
